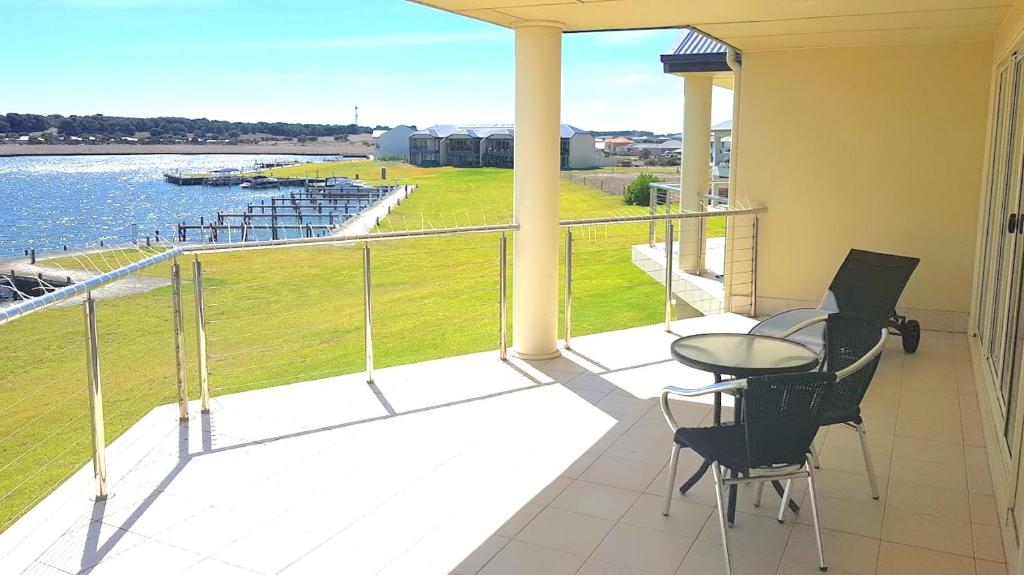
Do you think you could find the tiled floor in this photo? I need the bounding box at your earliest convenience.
[0,314,1005,574]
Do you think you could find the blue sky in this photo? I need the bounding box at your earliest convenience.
[2,0,732,133]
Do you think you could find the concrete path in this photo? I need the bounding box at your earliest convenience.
[0,257,171,309]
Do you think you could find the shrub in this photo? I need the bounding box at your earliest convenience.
[623,173,659,206]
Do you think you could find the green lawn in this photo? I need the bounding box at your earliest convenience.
[0,161,676,531]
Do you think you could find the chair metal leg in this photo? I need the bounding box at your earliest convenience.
[777,479,792,523]
[808,444,821,469]
[753,481,765,507]
[663,444,681,516]
[855,422,880,500]
[711,462,734,575]
[806,456,828,571]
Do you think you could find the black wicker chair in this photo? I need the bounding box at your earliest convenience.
[661,372,836,574]
[755,312,888,522]
[815,313,888,499]
[750,249,920,353]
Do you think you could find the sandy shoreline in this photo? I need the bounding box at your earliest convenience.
[0,142,374,157]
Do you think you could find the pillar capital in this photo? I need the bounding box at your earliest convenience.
[510,19,565,30]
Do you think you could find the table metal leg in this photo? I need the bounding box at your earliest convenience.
[680,380,722,495]
[772,480,801,513]
[679,458,711,494]
[713,374,723,425]
[726,388,743,525]
[679,384,722,495]
[727,471,739,524]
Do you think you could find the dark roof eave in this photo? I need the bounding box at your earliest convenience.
[660,53,737,75]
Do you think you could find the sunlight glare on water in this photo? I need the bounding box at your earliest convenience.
[0,154,340,257]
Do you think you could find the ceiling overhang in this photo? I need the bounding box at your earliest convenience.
[408,1,1009,51]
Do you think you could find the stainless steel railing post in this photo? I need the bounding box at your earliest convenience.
[171,261,189,421]
[83,293,108,499]
[648,187,656,247]
[696,201,706,275]
[192,256,210,413]
[564,227,573,349]
[664,222,674,332]
[499,233,508,361]
[751,215,759,317]
[363,242,374,383]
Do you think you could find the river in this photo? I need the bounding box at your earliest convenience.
[0,154,341,257]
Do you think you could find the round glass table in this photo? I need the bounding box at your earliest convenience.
[670,333,821,378]
[670,333,820,523]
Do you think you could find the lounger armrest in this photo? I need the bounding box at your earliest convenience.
[661,380,747,430]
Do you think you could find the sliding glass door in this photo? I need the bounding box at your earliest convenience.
[976,53,1024,453]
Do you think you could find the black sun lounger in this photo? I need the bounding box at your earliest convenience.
[750,249,922,352]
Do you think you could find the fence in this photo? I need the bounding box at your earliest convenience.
[560,206,763,348]
[0,241,185,531]
[0,204,762,532]
[560,171,677,195]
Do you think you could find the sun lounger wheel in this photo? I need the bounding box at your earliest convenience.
[900,319,920,353]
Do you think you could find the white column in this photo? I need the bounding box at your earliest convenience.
[681,75,713,273]
[512,20,563,359]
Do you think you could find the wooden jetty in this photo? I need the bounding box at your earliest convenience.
[176,223,333,243]
[177,181,399,242]
[163,172,314,187]
[1,271,75,301]
[254,160,302,169]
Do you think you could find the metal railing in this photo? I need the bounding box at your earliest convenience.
[183,224,516,389]
[560,206,765,347]
[0,223,517,519]
[0,241,182,529]
[0,203,763,525]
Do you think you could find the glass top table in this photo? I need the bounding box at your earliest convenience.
[670,333,820,378]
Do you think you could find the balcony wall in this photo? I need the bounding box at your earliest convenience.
[736,41,991,327]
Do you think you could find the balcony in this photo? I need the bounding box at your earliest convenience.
[0,311,999,574]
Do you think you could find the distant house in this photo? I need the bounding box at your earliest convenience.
[602,136,634,155]
[408,124,607,169]
[711,120,732,178]
[628,139,681,157]
[375,125,416,160]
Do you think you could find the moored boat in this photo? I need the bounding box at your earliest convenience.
[240,175,280,189]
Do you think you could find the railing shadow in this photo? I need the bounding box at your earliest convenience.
[79,413,210,571]
[73,330,707,572]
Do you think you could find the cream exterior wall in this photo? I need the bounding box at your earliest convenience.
[735,42,991,316]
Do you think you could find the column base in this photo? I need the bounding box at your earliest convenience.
[510,349,562,361]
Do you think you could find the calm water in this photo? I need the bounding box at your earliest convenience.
[0,154,342,257]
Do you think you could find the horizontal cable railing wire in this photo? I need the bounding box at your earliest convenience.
[0,202,762,536]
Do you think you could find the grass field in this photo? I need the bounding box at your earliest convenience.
[0,160,683,532]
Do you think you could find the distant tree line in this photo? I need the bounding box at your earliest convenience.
[0,112,378,139]
[597,130,656,138]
